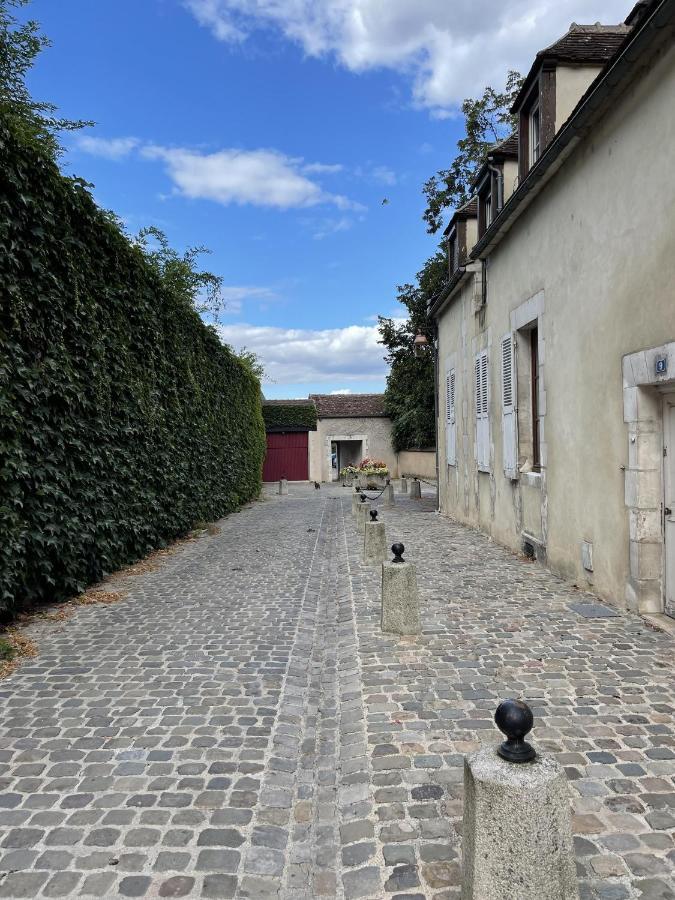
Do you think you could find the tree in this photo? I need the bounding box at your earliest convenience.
[422,71,523,234]
[0,0,92,159]
[134,227,266,382]
[378,251,446,452]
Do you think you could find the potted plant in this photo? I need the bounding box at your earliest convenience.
[356,458,389,489]
[340,465,359,486]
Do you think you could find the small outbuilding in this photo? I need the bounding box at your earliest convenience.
[261,394,397,483]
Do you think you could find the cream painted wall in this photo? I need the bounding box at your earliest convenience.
[309,417,397,483]
[398,450,436,480]
[555,65,603,131]
[436,42,675,611]
[503,159,519,202]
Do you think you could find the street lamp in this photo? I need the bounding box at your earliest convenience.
[412,331,440,512]
[413,331,430,358]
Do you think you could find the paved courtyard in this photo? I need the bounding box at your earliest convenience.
[0,482,674,899]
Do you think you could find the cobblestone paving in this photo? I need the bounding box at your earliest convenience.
[0,482,673,898]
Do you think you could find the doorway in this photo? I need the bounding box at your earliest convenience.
[333,440,363,481]
[664,394,675,618]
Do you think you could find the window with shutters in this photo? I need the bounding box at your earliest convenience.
[514,320,542,474]
[501,334,518,479]
[445,368,456,466]
[475,350,490,471]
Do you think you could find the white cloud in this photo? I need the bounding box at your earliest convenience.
[303,162,344,174]
[185,0,630,113]
[75,135,140,160]
[216,321,391,385]
[371,166,397,186]
[311,215,354,240]
[219,285,278,314]
[331,388,353,394]
[140,145,360,210]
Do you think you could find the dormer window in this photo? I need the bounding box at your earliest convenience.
[529,102,541,166]
[484,194,493,228]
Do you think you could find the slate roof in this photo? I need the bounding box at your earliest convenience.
[443,196,478,235]
[490,133,519,158]
[513,23,631,110]
[309,393,388,419]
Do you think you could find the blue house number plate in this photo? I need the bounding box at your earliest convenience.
[656,357,668,375]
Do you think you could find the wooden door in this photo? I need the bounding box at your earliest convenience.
[263,432,309,482]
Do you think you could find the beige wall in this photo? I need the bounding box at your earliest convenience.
[309,417,397,482]
[555,65,603,131]
[398,450,436,480]
[437,41,675,613]
[502,159,519,202]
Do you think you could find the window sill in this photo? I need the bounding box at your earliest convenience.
[520,471,542,488]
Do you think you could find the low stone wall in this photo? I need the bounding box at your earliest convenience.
[397,450,436,480]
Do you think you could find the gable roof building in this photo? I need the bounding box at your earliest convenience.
[430,0,675,621]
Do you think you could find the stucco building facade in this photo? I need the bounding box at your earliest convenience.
[431,0,675,620]
[262,394,397,483]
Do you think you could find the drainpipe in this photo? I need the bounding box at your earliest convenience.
[489,164,504,212]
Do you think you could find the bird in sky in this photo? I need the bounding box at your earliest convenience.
[381,198,390,205]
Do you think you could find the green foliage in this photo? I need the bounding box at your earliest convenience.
[378,252,446,452]
[422,71,523,233]
[0,119,266,615]
[0,0,92,160]
[262,404,317,431]
[0,638,16,661]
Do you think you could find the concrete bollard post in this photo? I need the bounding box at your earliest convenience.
[461,700,578,900]
[409,478,421,500]
[382,482,395,507]
[278,478,288,495]
[363,510,387,565]
[400,477,408,494]
[381,544,420,634]
[356,497,371,535]
[351,489,361,518]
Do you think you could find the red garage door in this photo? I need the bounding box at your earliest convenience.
[263,432,309,482]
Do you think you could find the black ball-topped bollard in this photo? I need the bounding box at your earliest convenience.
[495,699,536,763]
[360,493,367,503]
[370,510,378,521]
[391,543,405,563]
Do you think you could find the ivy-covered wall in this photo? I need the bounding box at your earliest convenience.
[262,403,317,431]
[0,121,266,615]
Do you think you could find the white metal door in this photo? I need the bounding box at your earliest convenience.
[665,395,675,618]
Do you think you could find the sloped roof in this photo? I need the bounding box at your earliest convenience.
[443,196,478,235]
[309,393,388,418]
[513,23,631,110]
[490,133,519,158]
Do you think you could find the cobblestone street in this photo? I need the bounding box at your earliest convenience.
[0,483,674,899]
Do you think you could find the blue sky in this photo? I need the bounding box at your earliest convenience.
[20,0,628,398]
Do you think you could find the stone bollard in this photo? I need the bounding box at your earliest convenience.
[381,543,420,634]
[462,700,578,900]
[382,481,395,507]
[364,510,387,565]
[356,495,371,535]
[351,487,361,518]
[400,477,408,494]
[278,478,288,495]
[409,478,421,500]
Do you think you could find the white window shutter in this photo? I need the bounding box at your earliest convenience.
[501,334,518,479]
[445,369,456,465]
[475,351,490,471]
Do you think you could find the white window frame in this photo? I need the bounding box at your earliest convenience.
[475,350,490,472]
[484,194,492,229]
[445,368,456,466]
[529,102,540,167]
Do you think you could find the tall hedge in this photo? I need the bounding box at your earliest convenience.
[0,121,265,615]
[262,403,317,431]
